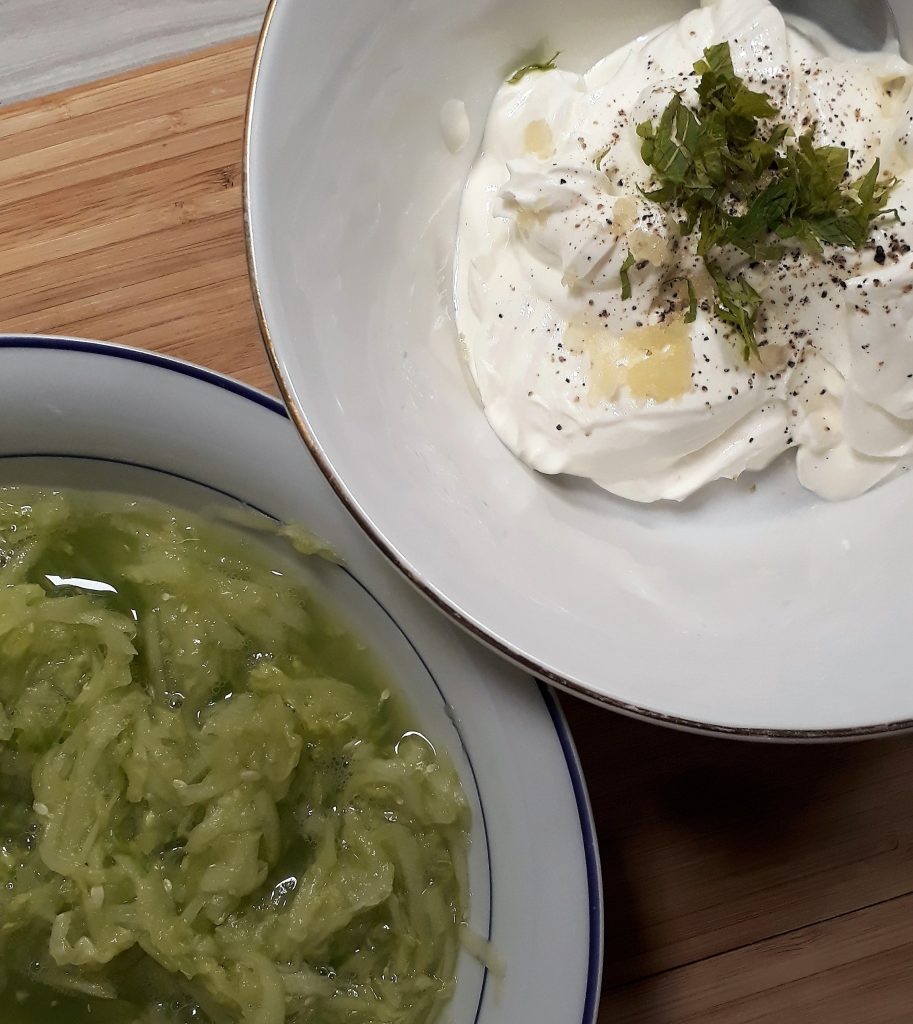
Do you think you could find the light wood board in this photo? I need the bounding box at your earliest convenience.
[1,37,912,1024]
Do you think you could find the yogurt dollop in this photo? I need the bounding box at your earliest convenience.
[453,0,913,501]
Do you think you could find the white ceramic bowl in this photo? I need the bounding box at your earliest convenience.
[0,336,601,1024]
[245,0,913,738]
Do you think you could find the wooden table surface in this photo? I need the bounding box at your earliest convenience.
[2,39,913,1024]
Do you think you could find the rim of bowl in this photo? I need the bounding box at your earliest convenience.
[0,332,604,1024]
[240,3,913,742]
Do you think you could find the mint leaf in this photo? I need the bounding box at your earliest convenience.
[631,41,900,361]
[507,52,560,85]
[708,263,762,361]
[620,250,636,300]
[685,278,698,323]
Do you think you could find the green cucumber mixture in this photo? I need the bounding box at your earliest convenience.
[0,489,469,1024]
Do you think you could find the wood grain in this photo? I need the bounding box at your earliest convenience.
[564,702,913,1020]
[1,38,913,1023]
[0,40,273,392]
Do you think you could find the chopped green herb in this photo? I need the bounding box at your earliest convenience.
[685,278,698,324]
[632,41,899,360]
[707,263,763,361]
[592,145,612,171]
[507,51,560,85]
[620,250,636,300]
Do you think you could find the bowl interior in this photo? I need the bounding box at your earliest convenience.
[246,0,913,735]
[0,340,599,1024]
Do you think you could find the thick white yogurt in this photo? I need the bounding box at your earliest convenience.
[453,0,913,501]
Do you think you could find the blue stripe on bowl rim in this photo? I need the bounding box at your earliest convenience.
[0,333,603,1024]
